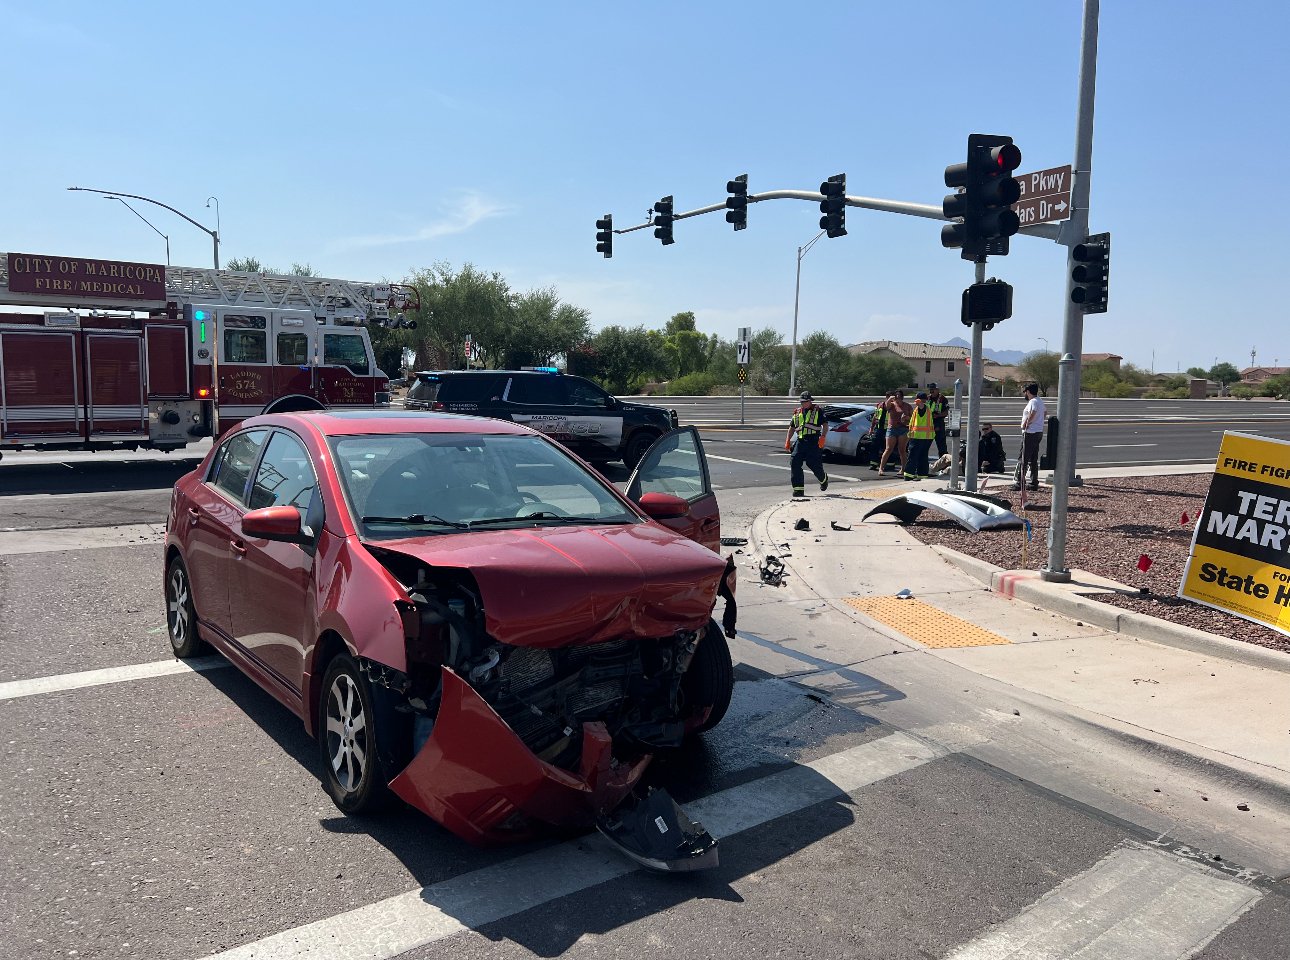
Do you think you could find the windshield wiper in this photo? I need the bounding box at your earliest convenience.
[361,513,468,529]
[467,513,631,528]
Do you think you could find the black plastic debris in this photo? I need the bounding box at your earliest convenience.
[759,555,786,587]
[596,787,719,873]
[829,521,852,531]
[794,518,810,531]
[720,536,749,547]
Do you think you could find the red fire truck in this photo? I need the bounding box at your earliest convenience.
[0,251,418,459]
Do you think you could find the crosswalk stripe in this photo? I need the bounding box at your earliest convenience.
[204,731,943,960]
[0,656,230,701]
[945,842,1261,960]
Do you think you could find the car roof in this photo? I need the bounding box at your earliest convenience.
[242,410,535,437]
[412,369,559,378]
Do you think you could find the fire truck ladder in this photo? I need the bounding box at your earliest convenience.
[163,266,420,323]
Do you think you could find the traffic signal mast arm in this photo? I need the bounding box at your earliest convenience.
[608,189,1063,240]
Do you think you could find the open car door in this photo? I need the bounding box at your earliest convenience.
[625,426,720,553]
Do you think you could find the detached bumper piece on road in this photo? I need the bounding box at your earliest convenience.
[863,490,1024,533]
[597,787,720,872]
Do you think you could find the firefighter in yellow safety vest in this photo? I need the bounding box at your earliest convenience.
[905,392,935,480]
[783,391,829,497]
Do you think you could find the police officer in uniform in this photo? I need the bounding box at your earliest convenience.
[926,382,948,457]
[783,391,829,497]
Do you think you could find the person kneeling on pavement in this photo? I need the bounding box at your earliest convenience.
[978,422,1006,473]
[905,392,935,480]
[783,391,829,497]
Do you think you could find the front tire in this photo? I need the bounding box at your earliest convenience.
[166,556,207,659]
[622,430,658,470]
[683,620,735,734]
[319,654,387,815]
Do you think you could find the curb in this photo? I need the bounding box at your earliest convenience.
[931,545,1290,676]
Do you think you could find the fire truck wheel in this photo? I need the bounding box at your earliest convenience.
[166,556,207,659]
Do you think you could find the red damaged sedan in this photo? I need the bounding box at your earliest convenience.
[164,411,735,870]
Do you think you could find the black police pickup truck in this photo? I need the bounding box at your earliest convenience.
[405,369,679,468]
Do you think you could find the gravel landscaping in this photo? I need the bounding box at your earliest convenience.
[903,474,1290,656]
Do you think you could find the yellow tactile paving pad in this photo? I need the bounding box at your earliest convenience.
[843,596,1011,648]
[846,485,910,500]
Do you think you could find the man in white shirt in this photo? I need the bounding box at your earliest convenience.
[1015,382,1046,491]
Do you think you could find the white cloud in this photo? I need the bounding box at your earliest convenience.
[327,192,508,251]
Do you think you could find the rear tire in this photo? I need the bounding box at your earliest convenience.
[166,556,207,659]
[318,654,388,815]
[683,619,735,734]
[622,430,658,470]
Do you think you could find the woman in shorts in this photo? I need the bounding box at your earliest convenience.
[872,389,911,475]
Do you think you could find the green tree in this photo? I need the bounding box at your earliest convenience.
[1186,366,1209,379]
[1018,351,1059,395]
[1209,362,1242,388]
[504,288,591,368]
[852,354,916,394]
[406,262,513,370]
[794,332,853,394]
[576,325,669,394]
[1119,362,1151,387]
[225,256,271,272]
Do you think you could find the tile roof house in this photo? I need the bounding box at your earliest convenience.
[1240,366,1289,384]
[847,340,970,392]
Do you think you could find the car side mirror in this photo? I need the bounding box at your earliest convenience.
[243,505,310,544]
[638,492,689,520]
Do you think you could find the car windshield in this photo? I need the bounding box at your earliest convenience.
[329,432,639,537]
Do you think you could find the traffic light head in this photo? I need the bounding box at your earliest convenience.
[725,174,749,231]
[595,214,613,258]
[941,134,1022,259]
[653,196,675,246]
[818,174,847,238]
[961,279,1014,327]
[1070,233,1110,313]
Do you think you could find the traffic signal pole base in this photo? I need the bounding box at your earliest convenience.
[1040,567,1072,583]
[1045,472,1083,487]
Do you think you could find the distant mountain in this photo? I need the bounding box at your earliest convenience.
[942,337,1028,366]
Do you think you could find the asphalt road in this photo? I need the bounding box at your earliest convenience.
[2,448,1287,959]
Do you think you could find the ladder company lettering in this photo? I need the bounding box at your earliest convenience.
[1181,432,1290,635]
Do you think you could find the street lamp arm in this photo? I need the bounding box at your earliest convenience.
[69,186,215,237]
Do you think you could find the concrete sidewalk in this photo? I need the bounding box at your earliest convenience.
[743,479,1290,811]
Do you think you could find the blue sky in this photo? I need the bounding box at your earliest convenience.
[2,0,1286,372]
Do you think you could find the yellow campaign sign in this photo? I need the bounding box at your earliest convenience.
[1179,431,1290,636]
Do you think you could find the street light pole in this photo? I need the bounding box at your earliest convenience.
[790,230,826,396]
[1039,337,1049,353]
[106,197,170,266]
[68,186,220,269]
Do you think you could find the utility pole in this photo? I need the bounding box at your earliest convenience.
[789,231,825,396]
[1043,0,1100,583]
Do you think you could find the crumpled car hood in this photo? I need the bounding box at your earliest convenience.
[373,523,727,647]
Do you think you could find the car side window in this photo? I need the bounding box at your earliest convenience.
[248,431,319,513]
[566,378,611,408]
[276,332,310,366]
[209,430,268,505]
[507,375,563,405]
[323,334,370,375]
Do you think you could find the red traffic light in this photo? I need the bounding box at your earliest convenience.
[991,143,1022,172]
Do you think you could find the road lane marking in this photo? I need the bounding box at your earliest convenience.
[206,732,943,960]
[0,656,229,701]
[945,842,1261,960]
[1092,443,1158,448]
[0,522,165,555]
[706,453,864,482]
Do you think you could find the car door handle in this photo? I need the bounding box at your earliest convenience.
[187,508,201,526]
[700,517,719,528]
[230,539,247,557]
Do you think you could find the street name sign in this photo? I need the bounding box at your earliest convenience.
[1014,192,1071,227]
[1012,164,1073,226]
[1015,164,1071,200]
[1179,431,1290,637]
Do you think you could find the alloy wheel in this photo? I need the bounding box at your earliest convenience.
[324,673,369,794]
[167,566,190,649]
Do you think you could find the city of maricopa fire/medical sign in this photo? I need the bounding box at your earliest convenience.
[7,252,166,302]
[1180,431,1290,637]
